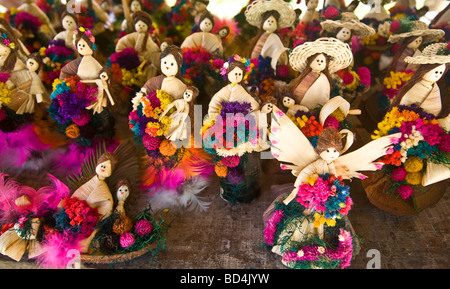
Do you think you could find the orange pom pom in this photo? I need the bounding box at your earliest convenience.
[159,139,177,157]
[215,165,228,178]
[112,215,133,235]
[65,124,80,139]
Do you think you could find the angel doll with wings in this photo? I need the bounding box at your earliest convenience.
[263,106,400,268]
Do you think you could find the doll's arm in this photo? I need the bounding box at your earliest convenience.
[159,101,177,120]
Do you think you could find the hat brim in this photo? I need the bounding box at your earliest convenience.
[388,29,445,44]
[405,42,450,65]
[245,0,296,29]
[289,38,353,73]
[321,19,376,37]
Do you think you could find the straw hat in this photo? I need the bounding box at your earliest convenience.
[321,12,376,37]
[404,42,450,65]
[388,20,445,44]
[289,37,353,73]
[245,0,296,29]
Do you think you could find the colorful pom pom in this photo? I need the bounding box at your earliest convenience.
[134,220,153,236]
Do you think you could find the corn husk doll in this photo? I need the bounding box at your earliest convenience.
[159,86,199,141]
[361,43,450,214]
[129,45,214,212]
[53,11,79,51]
[115,11,161,79]
[16,0,57,37]
[244,0,296,71]
[202,55,264,204]
[0,174,70,262]
[0,29,49,115]
[387,19,444,73]
[281,37,353,111]
[262,105,400,268]
[181,11,225,57]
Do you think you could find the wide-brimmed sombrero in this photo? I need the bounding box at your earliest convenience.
[388,20,445,44]
[245,0,296,29]
[404,42,450,65]
[321,12,376,37]
[289,37,353,73]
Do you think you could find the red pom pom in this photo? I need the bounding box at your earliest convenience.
[438,134,450,152]
[276,65,290,78]
[324,6,340,20]
[342,72,354,85]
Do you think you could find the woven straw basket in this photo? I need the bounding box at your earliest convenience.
[361,171,448,216]
[80,243,156,264]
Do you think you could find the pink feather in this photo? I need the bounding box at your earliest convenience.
[35,174,70,217]
[35,231,82,269]
[0,124,50,167]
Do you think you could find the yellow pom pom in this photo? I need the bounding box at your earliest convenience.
[405,171,423,185]
[403,156,423,173]
[330,108,346,122]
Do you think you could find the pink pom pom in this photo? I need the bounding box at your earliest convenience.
[357,67,371,87]
[143,135,162,150]
[72,111,91,126]
[134,220,153,236]
[390,20,401,34]
[397,185,413,199]
[221,155,241,168]
[120,232,135,248]
[391,167,407,182]
[323,116,340,129]
[324,6,339,20]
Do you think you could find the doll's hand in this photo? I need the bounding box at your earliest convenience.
[36,94,43,103]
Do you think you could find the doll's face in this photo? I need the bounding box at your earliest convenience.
[161,54,178,76]
[194,1,207,12]
[262,15,277,33]
[422,64,446,83]
[76,38,93,56]
[100,71,109,81]
[407,36,422,49]
[160,41,168,51]
[227,67,244,84]
[200,18,213,32]
[26,58,39,72]
[307,0,318,9]
[130,0,142,12]
[319,147,340,163]
[0,43,11,57]
[117,185,130,201]
[96,160,112,179]
[183,90,194,102]
[261,103,273,113]
[218,28,229,38]
[62,15,77,31]
[282,96,294,108]
[135,20,148,33]
[310,53,326,72]
[336,27,352,42]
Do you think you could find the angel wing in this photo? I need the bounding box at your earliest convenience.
[269,106,319,176]
[334,132,402,180]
